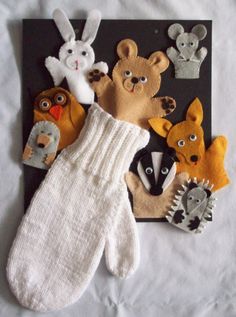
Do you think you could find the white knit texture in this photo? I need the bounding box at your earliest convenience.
[7,103,149,312]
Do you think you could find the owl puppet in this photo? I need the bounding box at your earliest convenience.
[34,87,86,150]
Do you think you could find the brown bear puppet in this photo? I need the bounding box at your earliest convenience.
[88,39,176,129]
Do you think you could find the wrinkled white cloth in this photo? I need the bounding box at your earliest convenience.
[0,0,236,316]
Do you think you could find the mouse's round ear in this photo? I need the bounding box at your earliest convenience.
[148,51,169,73]
[168,23,184,40]
[117,39,138,59]
[53,9,76,42]
[191,24,207,41]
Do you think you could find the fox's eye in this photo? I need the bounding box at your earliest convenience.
[81,51,88,56]
[145,167,153,174]
[67,49,73,54]
[139,76,148,83]
[161,167,169,175]
[189,134,197,142]
[124,70,132,78]
[177,139,185,147]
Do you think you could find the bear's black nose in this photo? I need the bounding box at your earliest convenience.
[190,155,198,162]
[131,77,139,84]
[38,143,45,148]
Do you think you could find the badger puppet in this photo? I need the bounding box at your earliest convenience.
[125,150,189,218]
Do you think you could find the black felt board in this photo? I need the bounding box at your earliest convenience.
[22,19,212,222]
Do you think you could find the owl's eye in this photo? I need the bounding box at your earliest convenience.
[177,139,185,147]
[189,134,197,142]
[161,167,169,175]
[39,98,51,111]
[67,49,73,54]
[81,51,88,56]
[54,93,67,105]
[139,76,148,83]
[145,167,153,174]
[124,70,132,78]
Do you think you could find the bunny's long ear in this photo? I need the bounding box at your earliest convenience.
[81,9,101,44]
[53,9,76,42]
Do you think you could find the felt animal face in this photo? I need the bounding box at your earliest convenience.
[137,150,176,196]
[45,9,108,104]
[168,24,207,60]
[166,179,215,233]
[149,98,205,165]
[34,87,71,121]
[53,8,100,73]
[22,121,60,170]
[34,87,86,150]
[112,39,169,97]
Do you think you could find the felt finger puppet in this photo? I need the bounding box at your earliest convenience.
[22,121,60,170]
[88,39,176,129]
[126,171,189,218]
[45,8,108,104]
[166,23,208,79]
[8,103,150,311]
[166,178,216,233]
[125,149,189,218]
[149,98,230,191]
[34,87,86,150]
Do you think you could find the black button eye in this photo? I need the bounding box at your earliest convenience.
[189,134,197,142]
[139,76,147,83]
[161,167,169,175]
[82,51,88,56]
[124,70,132,78]
[48,132,52,136]
[67,49,73,54]
[181,43,185,47]
[190,42,194,46]
[188,196,193,201]
[145,167,153,174]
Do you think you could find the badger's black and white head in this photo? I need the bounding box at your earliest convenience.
[137,150,176,196]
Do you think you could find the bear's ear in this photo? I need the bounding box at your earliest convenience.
[168,23,184,40]
[186,98,203,125]
[148,118,173,138]
[117,39,138,59]
[148,51,169,73]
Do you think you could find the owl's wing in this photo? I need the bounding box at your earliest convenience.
[69,102,86,132]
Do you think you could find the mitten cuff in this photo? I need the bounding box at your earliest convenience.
[67,103,150,181]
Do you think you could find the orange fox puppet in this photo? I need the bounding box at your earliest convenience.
[149,98,229,191]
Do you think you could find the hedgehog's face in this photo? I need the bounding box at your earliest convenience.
[185,182,211,215]
[33,122,60,149]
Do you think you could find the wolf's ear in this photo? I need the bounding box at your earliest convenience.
[186,98,203,125]
[148,51,169,73]
[117,39,138,59]
[148,118,173,138]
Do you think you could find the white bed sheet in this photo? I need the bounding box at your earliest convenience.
[1,0,236,316]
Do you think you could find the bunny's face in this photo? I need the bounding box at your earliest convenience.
[59,41,95,72]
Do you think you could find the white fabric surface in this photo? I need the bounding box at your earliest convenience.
[0,0,235,316]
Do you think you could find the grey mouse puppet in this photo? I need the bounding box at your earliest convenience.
[167,23,208,79]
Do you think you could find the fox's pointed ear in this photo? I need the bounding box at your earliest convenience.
[186,98,203,125]
[148,118,173,138]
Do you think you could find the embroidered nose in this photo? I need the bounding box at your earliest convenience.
[131,77,139,84]
[190,155,198,162]
[150,186,163,196]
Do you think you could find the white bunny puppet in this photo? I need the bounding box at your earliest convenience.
[45,9,108,104]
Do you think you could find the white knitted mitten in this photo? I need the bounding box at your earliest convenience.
[7,103,149,312]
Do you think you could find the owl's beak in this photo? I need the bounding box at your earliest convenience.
[49,105,63,121]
